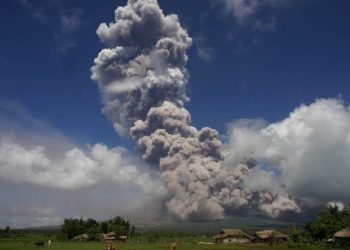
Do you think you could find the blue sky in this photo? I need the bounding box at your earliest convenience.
[1,0,350,227]
[1,0,349,148]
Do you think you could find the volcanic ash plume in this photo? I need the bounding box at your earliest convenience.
[91,0,299,220]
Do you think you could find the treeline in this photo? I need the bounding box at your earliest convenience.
[304,204,350,241]
[0,226,10,238]
[59,216,135,240]
[288,204,350,244]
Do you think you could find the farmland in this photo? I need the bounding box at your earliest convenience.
[0,233,337,250]
[1,205,348,250]
[0,241,336,250]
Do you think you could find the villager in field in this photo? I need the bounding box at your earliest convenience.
[107,242,116,250]
[171,241,177,250]
[48,239,51,247]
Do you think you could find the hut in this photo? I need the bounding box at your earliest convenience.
[118,235,128,242]
[255,230,289,243]
[100,231,116,242]
[73,233,89,242]
[213,229,253,244]
[333,228,350,245]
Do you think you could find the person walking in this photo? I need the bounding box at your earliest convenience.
[171,241,177,250]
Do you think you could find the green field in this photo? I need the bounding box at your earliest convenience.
[0,241,336,250]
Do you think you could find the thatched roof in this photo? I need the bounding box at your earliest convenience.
[334,228,350,238]
[255,230,288,239]
[101,233,116,241]
[73,233,89,240]
[106,231,116,237]
[213,229,253,240]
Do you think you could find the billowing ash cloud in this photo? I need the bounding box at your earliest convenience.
[91,0,299,220]
[91,0,191,136]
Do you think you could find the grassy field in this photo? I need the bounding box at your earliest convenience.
[0,241,336,250]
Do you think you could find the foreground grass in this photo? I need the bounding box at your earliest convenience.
[0,241,336,250]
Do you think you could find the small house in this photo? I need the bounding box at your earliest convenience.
[255,230,289,243]
[73,233,89,242]
[333,228,350,245]
[100,231,116,242]
[213,229,253,244]
[119,235,128,242]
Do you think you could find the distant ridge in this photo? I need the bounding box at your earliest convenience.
[16,225,60,231]
[136,216,297,235]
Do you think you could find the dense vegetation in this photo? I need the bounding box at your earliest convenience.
[304,204,350,241]
[59,216,135,240]
[0,226,10,238]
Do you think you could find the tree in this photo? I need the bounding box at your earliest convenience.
[100,222,108,234]
[61,218,78,240]
[304,204,350,241]
[4,226,10,238]
[288,224,301,243]
[130,225,136,237]
[0,227,10,238]
[60,216,133,241]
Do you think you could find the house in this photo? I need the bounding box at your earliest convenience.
[333,228,350,245]
[73,233,89,242]
[213,229,253,244]
[254,230,289,243]
[118,235,128,242]
[100,231,116,242]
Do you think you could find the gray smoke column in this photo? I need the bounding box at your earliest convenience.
[91,0,299,220]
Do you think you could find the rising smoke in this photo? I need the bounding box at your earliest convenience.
[91,0,300,220]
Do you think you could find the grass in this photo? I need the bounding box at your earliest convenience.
[0,233,337,250]
[0,241,337,250]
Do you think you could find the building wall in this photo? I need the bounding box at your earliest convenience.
[222,237,251,244]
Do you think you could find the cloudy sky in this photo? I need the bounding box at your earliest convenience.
[0,0,350,228]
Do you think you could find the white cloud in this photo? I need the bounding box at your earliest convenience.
[18,0,83,52]
[0,100,160,192]
[0,100,164,227]
[217,0,290,25]
[220,0,260,24]
[195,36,215,61]
[224,98,350,207]
[55,7,83,52]
[19,0,47,22]
[0,137,159,193]
[328,201,345,211]
[0,205,62,229]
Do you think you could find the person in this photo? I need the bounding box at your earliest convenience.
[171,241,177,250]
[48,239,51,247]
[107,242,116,250]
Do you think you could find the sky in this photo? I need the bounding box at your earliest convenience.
[0,0,350,228]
